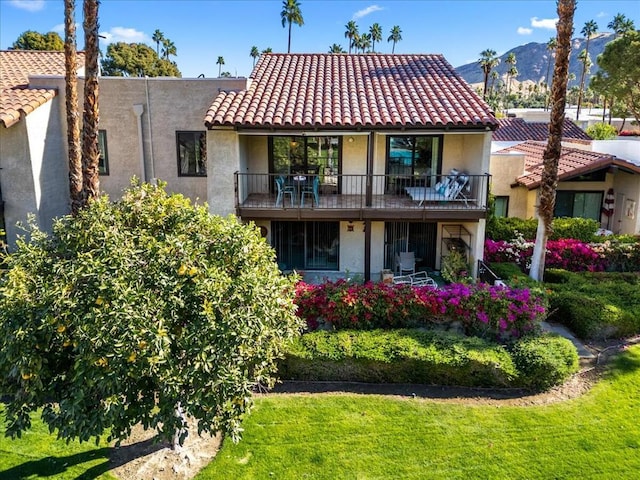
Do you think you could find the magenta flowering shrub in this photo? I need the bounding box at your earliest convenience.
[484,238,607,272]
[294,280,546,340]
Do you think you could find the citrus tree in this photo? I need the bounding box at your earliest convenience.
[0,182,302,446]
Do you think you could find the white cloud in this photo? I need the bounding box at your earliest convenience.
[353,5,383,20]
[99,27,148,44]
[531,17,558,29]
[9,0,45,12]
[517,27,533,35]
[596,11,607,18]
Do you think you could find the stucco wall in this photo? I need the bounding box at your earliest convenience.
[31,75,247,204]
[612,171,640,234]
[490,153,529,219]
[208,129,239,216]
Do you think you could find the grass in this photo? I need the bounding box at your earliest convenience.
[197,346,640,479]
[1,346,639,479]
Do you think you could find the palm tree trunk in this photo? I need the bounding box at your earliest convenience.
[529,0,576,281]
[288,22,292,53]
[81,0,101,203]
[64,0,82,215]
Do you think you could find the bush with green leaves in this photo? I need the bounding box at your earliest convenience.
[0,182,302,446]
[546,271,640,339]
[510,334,579,390]
[280,329,579,391]
[486,217,599,243]
[280,329,519,387]
[585,122,618,140]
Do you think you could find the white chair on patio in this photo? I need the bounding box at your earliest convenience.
[395,251,416,275]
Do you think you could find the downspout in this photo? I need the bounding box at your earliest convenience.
[145,76,156,182]
[133,104,145,181]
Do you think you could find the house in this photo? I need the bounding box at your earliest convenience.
[491,139,640,234]
[0,49,245,247]
[0,50,85,243]
[1,52,497,280]
[491,117,592,152]
[203,53,497,280]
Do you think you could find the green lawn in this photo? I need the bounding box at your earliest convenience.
[2,346,639,479]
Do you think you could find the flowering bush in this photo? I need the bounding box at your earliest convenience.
[294,280,546,340]
[592,239,640,272]
[618,130,640,136]
[484,237,607,272]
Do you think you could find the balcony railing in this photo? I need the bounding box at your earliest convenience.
[234,172,490,217]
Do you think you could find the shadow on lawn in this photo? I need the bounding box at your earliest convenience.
[0,436,165,480]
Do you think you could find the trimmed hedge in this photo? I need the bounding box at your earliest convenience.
[546,271,640,339]
[511,334,579,390]
[487,217,599,242]
[279,329,579,391]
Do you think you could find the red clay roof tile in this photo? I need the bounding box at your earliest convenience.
[204,53,497,130]
[494,140,640,189]
[493,117,592,142]
[1,50,85,128]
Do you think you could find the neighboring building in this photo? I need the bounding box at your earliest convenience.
[491,117,592,152]
[204,53,497,280]
[491,140,640,235]
[2,51,497,281]
[0,50,84,244]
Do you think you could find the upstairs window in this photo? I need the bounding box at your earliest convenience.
[177,131,207,176]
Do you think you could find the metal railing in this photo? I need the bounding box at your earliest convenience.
[477,259,503,285]
[235,172,491,212]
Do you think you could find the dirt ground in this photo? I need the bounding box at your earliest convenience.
[108,338,636,480]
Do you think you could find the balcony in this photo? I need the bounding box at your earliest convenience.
[235,172,490,221]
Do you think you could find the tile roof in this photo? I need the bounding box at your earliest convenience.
[1,50,85,128]
[493,117,592,142]
[204,53,498,130]
[495,140,640,189]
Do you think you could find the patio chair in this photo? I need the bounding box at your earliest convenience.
[301,176,320,207]
[395,251,416,275]
[275,176,295,207]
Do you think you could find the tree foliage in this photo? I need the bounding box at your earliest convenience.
[585,122,618,140]
[591,30,640,124]
[0,182,302,445]
[12,30,64,51]
[101,42,181,77]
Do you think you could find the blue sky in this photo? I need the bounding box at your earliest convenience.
[1,0,638,78]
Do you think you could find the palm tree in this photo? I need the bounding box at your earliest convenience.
[250,46,259,67]
[478,49,500,100]
[280,0,304,54]
[81,0,101,203]
[216,56,225,77]
[261,47,273,54]
[162,39,177,60]
[576,19,598,120]
[369,23,382,52]
[152,29,164,57]
[529,0,576,281]
[504,52,517,100]
[328,43,345,54]
[64,0,82,215]
[507,66,518,109]
[360,33,372,53]
[387,25,402,54]
[544,37,557,110]
[608,13,635,38]
[344,21,359,54]
[489,70,499,95]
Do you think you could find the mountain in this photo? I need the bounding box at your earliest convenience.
[455,32,615,88]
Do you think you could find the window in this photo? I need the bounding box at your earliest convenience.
[494,196,509,217]
[554,191,603,221]
[98,130,109,175]
[272,221,339,271]
[177,131,207,176]
[386,135,442,192]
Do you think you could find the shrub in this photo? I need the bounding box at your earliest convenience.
[546,272,640,339]
[295,281,546,340]
[280,329,519,387]
[585,122,618,140]
[0,182,302,445]
[486,217,599,242]
[592,239,640,272]
[510,334,579,390]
